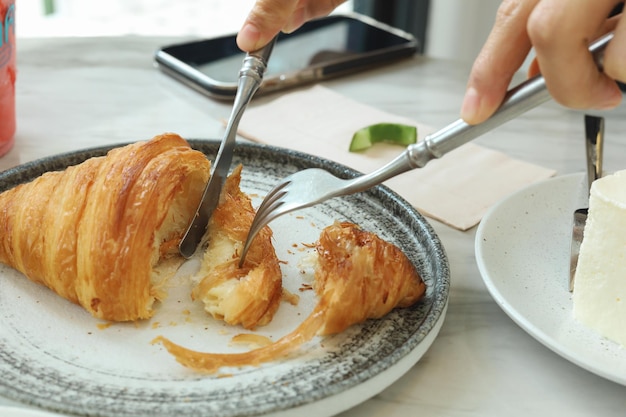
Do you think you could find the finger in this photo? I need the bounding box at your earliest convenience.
[527,15,620,80]
[283,0,347,33]
[236,0,299,51]
[527,0,622,110]
[527,15,621,78]
[603,13,626,87]
[595,13,621,37]
[461,0,539,125]
[527,57,540,77]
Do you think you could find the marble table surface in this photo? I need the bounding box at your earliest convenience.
[2,36,626,417]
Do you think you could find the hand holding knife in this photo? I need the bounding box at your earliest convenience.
[179,36,278,258]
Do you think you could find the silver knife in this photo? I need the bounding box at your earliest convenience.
[569,114,604,291]
[179,36,278,258]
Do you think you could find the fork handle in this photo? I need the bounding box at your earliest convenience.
[346,32,613,194]
[408,32,612,169]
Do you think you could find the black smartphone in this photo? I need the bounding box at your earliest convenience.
[154,13,418,100]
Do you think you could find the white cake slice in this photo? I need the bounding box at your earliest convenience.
[573,169,626,346]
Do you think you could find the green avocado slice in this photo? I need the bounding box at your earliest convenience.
[349,123,417,152]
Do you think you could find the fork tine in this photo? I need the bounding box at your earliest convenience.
[239,201,286,266]
[238,179,292,267]
[255,181,289,213]
[238,168,348,266]
[238,217,266,267]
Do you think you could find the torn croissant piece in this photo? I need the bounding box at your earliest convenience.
[154,221,426,373]
[191,164,282,329]
[0,133,211,321]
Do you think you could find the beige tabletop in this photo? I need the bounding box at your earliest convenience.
[2,36,626,417]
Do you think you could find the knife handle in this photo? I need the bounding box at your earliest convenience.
[584,115,604,192]
[214,35,278,179]
[178,36,279,259]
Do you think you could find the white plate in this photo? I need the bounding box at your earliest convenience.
[0,407,64,417]
[0,140,449,417]
[476,173,626,385]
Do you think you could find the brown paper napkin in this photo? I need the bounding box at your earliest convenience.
[237,85,556,230]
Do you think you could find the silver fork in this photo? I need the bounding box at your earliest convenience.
[238,32,613,266]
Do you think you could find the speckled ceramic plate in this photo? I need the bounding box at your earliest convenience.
[476,173,626,386]
[0,406,64,417]
[0,140,449,417]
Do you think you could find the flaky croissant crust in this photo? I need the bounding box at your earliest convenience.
[0,133,211,321]
[192,164,283,329]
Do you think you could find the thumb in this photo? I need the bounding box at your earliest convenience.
[236,0,299,51]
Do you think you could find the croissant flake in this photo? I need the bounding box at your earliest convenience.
[155,221,425,373]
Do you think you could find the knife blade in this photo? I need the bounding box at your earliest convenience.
[179,36,278,259]
[569,114,604,291]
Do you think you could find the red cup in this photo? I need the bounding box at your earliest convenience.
[0,0,16,156]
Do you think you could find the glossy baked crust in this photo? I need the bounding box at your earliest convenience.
[192,164,282,329]
[155,221,426,373]
[0,133,211,321]
[313,221,426,334]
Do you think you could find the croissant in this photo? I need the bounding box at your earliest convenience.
[191,164,282,329]
[154,221,426,373]
[0,133,285,328]
[0,133,212,321]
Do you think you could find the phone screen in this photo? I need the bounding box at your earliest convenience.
[156,14,417,99]
[192,16,414,83]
